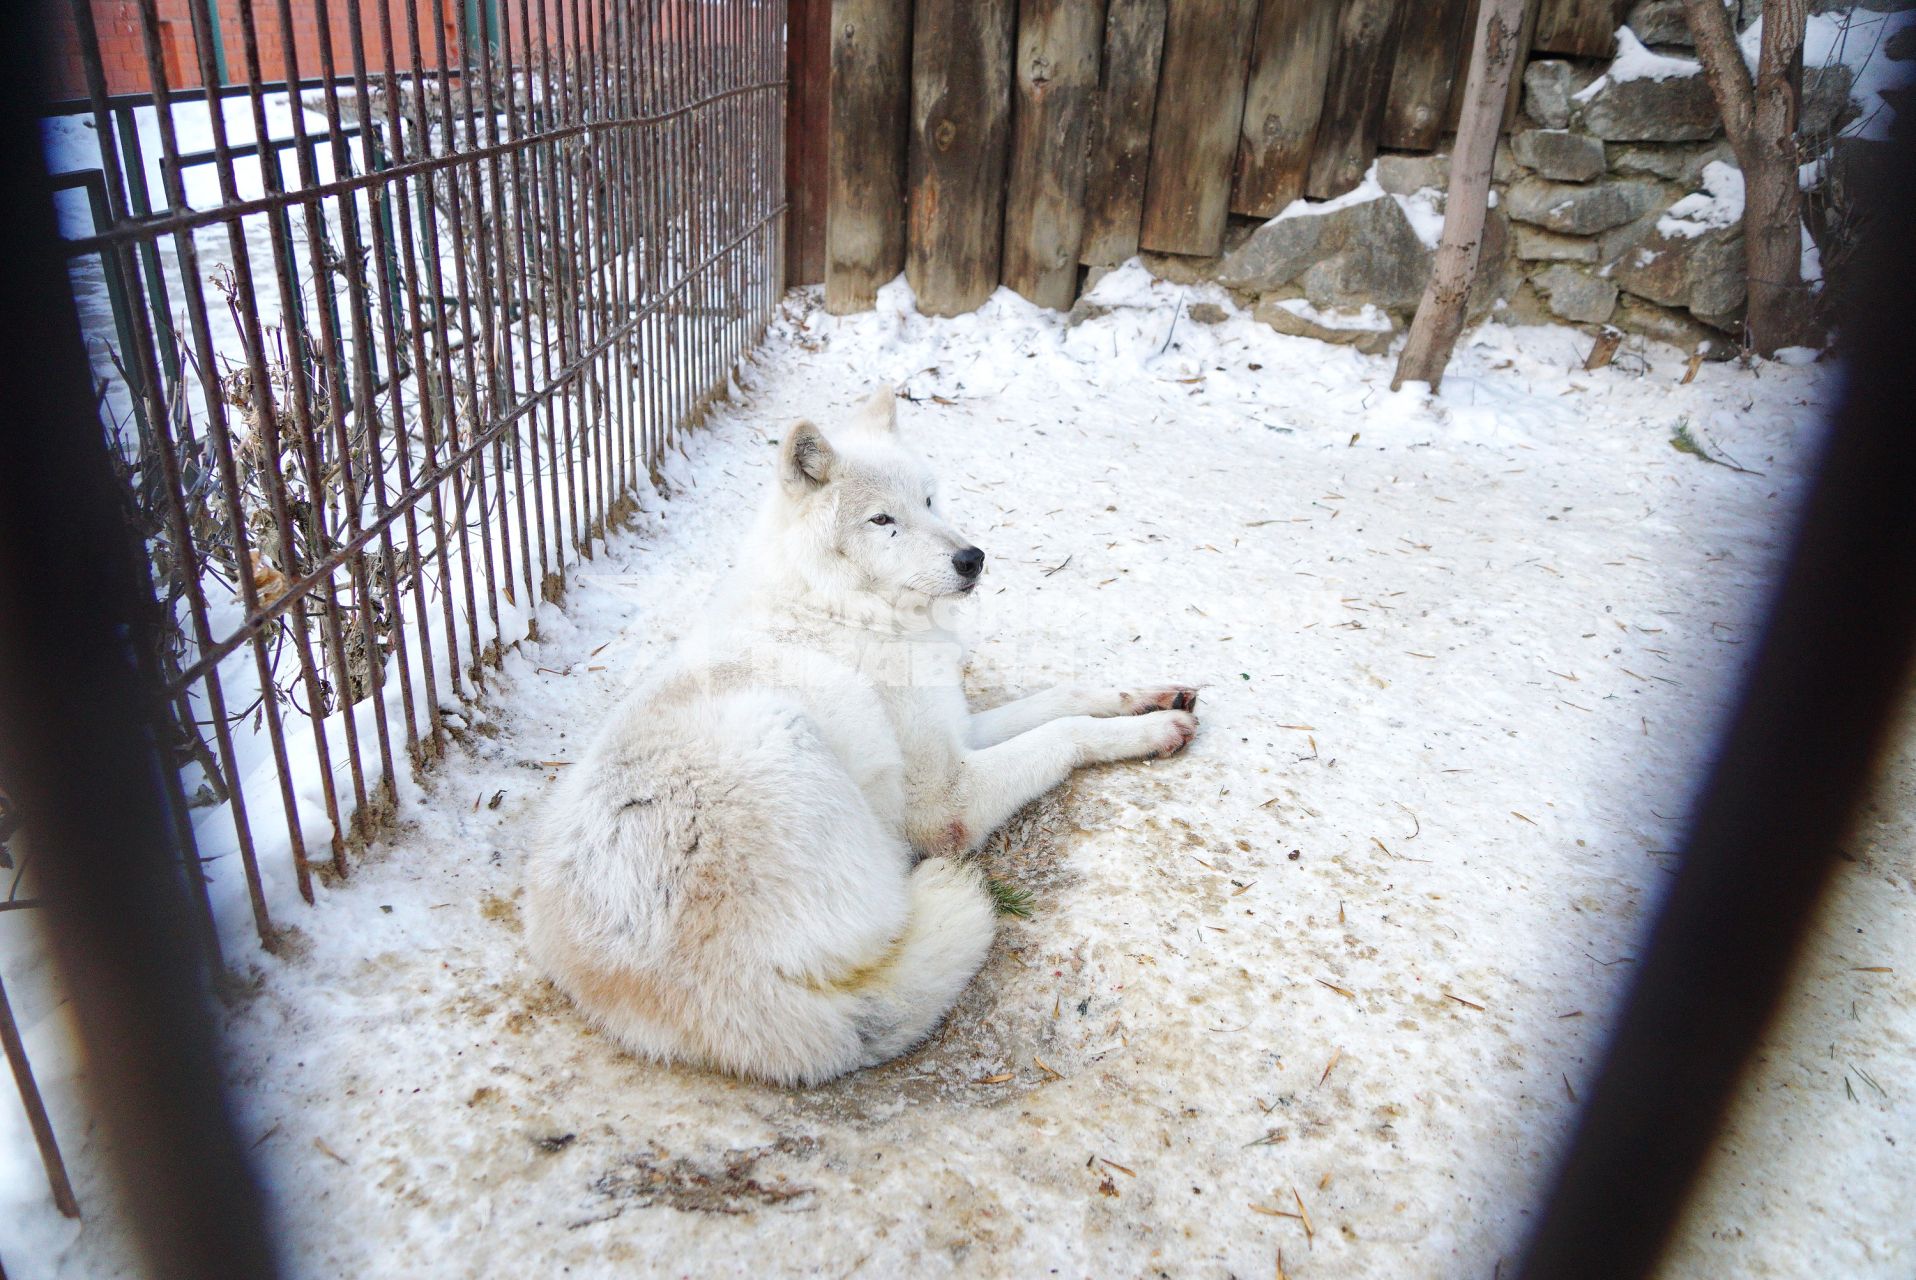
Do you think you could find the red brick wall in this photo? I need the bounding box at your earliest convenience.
[41,0,596,103]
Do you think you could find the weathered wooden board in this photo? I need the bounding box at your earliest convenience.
[1305,0,1407,199]
[786,0,831,285]
[906,0,1017,315]
[1533,0,1623,58]
[1138,0,1260,257]
[1002,0,1107,309]
[1231,0,1338,216]
[825,0,912,313]
[1379,0,1472,151]
[1079,0,1167,267]
[1506,0,1543,126]
[1445,0,1540,133]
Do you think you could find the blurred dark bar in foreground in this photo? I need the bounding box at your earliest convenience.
[0,3,278,1277]
[1516,109,1916,1280]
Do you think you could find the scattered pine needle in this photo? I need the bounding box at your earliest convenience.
[1318,1047,1343,1087]
[974,1073,1014,1085]
[1034,1056,1064,1081]
[1850,966,1893,974]
[1316,979,1355,1000]
[1100,1158,1136,1177]
[1318,1171,1332,1191]
[1249,1203,1301,1219]
[313,1137,349,1166]
[1511,811,1539,826]
[1563,1073,1578,1103]
[1277,724,1316,731]
[1445,993,1485,1011]
[1293,1186,1314,1244]
[1276,1246,1287,1280]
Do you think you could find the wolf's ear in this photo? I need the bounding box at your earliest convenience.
[849,384,898,436]
[779,420,835,492]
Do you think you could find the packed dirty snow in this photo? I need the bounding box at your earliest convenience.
[4,270,1912,1279]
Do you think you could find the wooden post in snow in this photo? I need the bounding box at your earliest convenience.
[787,0,831,286]
[825,0,912,313]
[1138,0,1259,257]
[906,0,1017,316]
[1002,0,1106,309]
[1231,0,1338,218]
[1079,0,1168,268]
[1392,0,1528,392]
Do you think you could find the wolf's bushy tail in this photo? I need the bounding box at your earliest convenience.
[849,856,998,1065]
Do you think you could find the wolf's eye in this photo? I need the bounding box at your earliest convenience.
[925,496,932,508]
[869,514,894,526]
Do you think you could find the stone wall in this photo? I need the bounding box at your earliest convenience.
[1118,1,1910,358]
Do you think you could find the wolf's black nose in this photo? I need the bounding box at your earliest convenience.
[953,546,985,579]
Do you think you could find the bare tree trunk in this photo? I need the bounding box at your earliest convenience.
[1682,0,1817,356]
[1392,0,1527,392]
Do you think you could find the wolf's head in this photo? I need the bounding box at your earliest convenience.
[759,386,985,607]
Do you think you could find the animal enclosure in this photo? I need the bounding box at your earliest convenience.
[6,0,786,1213]
[816,0,1629,315]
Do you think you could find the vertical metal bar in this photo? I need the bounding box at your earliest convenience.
[463,0,531,630]
[0,973,80,1219]
[525,0,572,597]
[394,0,474,706]
[135,0,290,925]
[270,6,374,836]
[112,104,183,387]
[338,0,429,776]
[501,0,554,607]
[299,0,402,826]
[342,0,446,758]
[546,0,584,556]
[428,0,501,682]
[363,0,451,759]
[225,0,352,882]
[488,0,542,616]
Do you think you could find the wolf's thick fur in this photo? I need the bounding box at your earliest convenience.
[525,389,1199,1085]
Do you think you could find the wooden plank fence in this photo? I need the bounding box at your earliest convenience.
[811,0,1634,314]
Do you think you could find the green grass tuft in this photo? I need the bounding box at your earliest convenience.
[987,877,1035,919]
[1671,419,1720,465]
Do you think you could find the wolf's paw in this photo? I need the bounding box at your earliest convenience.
[1116,686,1200,715]
[1144,709,1198,758]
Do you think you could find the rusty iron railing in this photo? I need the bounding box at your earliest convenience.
[5,0,786,1219]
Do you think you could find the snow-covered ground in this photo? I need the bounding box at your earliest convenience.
[3,271,1911,1278]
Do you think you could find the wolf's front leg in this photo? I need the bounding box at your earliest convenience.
[967,684,1199,747]
[931,710,1197,853]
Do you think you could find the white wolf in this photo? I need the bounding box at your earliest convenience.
[525,388,1199,1085]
